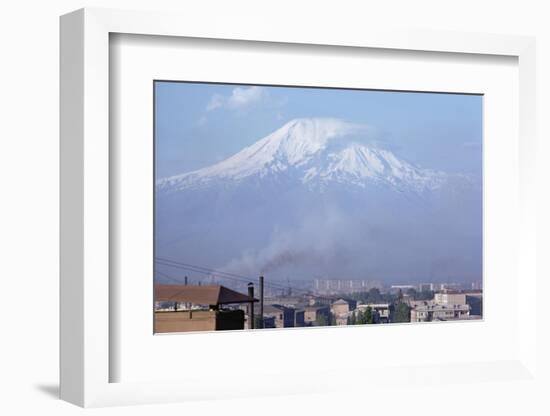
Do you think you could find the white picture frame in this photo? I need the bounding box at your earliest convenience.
[60,7,539,408]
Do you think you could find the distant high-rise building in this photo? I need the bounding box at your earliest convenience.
[313,279,382,294]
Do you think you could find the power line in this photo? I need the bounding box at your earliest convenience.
[154,257,334,300]
[156,258,287,289]
[156,259,286,290]
[156,257,260,282]
[155,269,186,284]
[155,260,253,285]
[155,261,286,293]
[155,257,306,293]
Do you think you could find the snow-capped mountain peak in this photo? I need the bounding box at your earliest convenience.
[157,118,446,193]
[267,118,363,165]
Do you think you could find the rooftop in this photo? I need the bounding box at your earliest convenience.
[413,303,470,312]
[263,304,293,314]
[155,284,257,305]
[305,305,330,311]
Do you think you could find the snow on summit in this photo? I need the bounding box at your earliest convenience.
[157,118,446,193]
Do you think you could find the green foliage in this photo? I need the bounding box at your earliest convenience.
[347,288,393,304]
[355,309,364,324]
[364,306,373,324]
[316,313,328,327]
[394,302,410,323]
[351,307,374,325]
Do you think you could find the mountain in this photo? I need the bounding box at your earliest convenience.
[155,118,482,283]
[157,118,448,194]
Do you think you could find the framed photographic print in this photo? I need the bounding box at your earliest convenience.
[60,8,539,408]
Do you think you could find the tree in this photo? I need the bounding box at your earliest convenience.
[394,302,410,323]
[316,313,328,327]
[349,312,357,325]
[364,306,373,324]
[356,309,364,325]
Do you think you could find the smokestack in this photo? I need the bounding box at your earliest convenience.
[259,276,264,329]
[248,283,255,330]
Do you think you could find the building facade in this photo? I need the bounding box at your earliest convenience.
[262,304,296,328]
[410,302,470,322]
[304,305,330,326]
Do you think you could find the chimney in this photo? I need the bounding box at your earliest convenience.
[248,283,255,330]
[259,276,264,329]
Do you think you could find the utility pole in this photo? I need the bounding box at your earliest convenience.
[259,276,264,329]
[184,276,188,310]
[248,283,255,330]
[287,278,292,297]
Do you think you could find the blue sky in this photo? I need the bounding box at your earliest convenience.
[155,81,482,179]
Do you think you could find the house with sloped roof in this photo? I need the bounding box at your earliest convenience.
[154,284,257,333]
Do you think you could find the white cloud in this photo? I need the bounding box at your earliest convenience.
[206,95,224,111]
[206,86,266,112]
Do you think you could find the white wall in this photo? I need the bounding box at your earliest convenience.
[1,0,548,414]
